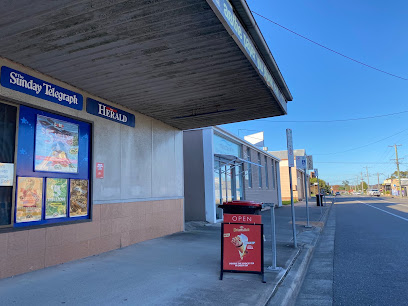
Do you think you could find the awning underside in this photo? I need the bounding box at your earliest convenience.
[0,0,287,129]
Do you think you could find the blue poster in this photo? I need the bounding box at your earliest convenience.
[35,115,79,173]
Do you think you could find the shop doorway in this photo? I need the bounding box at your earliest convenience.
[0,102,17,226]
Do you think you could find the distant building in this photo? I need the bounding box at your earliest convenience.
[183,126,282,223]
[268,150,309,201]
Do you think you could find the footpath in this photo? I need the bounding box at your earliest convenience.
[0,198,334,306]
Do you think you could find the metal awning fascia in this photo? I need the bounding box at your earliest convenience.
[214,153,263,167]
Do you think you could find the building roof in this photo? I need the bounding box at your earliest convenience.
[0,0,292,130]
[268,149,306,160]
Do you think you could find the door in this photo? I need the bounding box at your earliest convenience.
[0,102,17,226]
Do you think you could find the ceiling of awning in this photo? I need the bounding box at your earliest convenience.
[0,0,290,130]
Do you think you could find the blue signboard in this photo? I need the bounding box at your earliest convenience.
[0,66,83,110]
[210,0,286,107]
[86,98,135,127]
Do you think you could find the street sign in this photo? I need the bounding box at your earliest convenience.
[296,156,307,170]
[314,168,318,177]
[286,129,294,167]
[306,155,313,170]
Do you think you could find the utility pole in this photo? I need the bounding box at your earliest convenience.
[389,144,403,197]
[356,175,359,192]
[365,166,370,190]
[361,172,364,193]
[377,172,380,190]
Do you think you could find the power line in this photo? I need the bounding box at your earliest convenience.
[259,110,408,123]
[314,128,408,155]
[251,11,408,81]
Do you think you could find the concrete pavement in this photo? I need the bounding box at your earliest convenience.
[0,199,332,306]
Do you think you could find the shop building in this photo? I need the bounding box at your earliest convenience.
[184,127,282,223]
[268,150,309,201]
[0,0,292,279]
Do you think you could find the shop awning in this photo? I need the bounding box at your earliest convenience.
[215,153,262,167]
[0,0,292,130]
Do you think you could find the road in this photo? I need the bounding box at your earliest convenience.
[296,196,408,305]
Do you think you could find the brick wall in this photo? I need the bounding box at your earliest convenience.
[0,199,183,279]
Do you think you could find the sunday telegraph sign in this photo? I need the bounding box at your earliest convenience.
[86,98,135,127]
[0,66,83,110]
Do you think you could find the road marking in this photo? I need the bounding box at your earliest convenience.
[357,200,408,222]
[376,198,408,207]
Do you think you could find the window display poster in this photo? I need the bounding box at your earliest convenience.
[35,115,79,173]
[70,179,88,217]
[45,178,68,219]
[16,177,43,222]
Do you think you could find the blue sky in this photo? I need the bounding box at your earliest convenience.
[221,0,408,186]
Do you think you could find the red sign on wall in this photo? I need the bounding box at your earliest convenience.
[223,214,262,224]
[96,163,104,179]
[222,223,262,272]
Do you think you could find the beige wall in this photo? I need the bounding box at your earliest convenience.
[278,160,307,201]
[0,58,184,279]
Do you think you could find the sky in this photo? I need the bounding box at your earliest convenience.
[221,0,408,187]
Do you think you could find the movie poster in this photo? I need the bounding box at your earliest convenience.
[69,179,88,217]
[45,178,68,219]
[16,177,43,222]
[35,115,79,173]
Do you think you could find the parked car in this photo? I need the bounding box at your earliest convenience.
[335,191,340,196]
[367,189,381,197]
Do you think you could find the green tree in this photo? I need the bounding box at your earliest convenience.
[390,171,408,179]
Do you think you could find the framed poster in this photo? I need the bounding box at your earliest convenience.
[69,179,89,217]
[45,178,68,219]
[16,177,43,223]
[34,115,79,173]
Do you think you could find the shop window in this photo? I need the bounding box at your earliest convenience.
[246,147,252,188]
[272,161,276,189]
[0,102,17,226]
[14,106,91,227]
[258,153,262,188]
[265,156,269,189]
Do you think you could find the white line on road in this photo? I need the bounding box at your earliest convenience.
[377,198,408,207]
[357,200,408,222]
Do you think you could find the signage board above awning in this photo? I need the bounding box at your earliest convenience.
[210,0,286,108]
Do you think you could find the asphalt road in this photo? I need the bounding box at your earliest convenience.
[296,195,408,305]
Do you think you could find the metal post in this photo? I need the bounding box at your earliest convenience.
[317,174,322,214]
[267,204,281,271]
[304,173,311,228]
[289,167,297,248]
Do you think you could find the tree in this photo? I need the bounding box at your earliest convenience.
[390,171,408,179]
[310,177,330,193]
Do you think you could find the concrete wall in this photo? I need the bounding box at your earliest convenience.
[183,129,206,221]
[242,145,279,205]
[0,57,184,279]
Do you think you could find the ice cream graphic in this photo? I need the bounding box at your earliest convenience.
[231,234,249,260]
